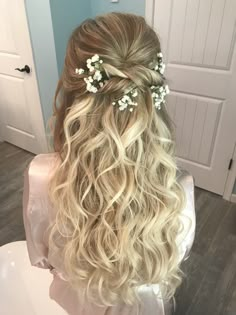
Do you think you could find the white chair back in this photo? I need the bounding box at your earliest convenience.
[0,241,66,315]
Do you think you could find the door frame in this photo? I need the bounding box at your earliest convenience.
[21,0,48,152]
[145,0,155,26]
[145,0,236,201]
[0,0,48,153]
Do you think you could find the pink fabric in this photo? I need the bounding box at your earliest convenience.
[22,153,196,315]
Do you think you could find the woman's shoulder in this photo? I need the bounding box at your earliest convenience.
[177,169,195,188]
[30,152,60,165]
[25,152,60,197]
[28,152,60,176]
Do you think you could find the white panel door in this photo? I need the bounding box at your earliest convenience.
[0,0,47,154]
[149,0,236,195]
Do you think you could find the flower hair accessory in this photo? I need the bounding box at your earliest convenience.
[75,54,105,93]
[154,52,166,74]
[151,85,169,110]
[112,88,138,112]
[75,52,169,111]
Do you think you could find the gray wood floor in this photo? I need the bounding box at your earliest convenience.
[0,142,236,315]
[0,142,34,246]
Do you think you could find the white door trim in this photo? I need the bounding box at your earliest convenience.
[224,143,236,201]
[231,194,236,203]
[21,0,48,152]
[145,0,155,26]
[145,1,236,200]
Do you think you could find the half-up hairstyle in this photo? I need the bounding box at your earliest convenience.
[49,12,186,306]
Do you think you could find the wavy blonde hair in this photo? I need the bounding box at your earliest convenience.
[48,12,186,306]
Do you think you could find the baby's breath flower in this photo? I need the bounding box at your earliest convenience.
[93,70,102,81]
[91,54,99,62]
[75,68,84,74]
[76,52,168,112]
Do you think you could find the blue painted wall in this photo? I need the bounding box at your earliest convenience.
[48,0,145,75]
[50,0,91,75]
[25,0,144,126]
[90,0,145,17]
[49,0,145,74]
[25,0,91,126]
[25,0,59,126]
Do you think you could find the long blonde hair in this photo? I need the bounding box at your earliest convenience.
[49,12,186,306]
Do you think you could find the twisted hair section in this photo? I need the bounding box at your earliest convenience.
[48,12,186,306]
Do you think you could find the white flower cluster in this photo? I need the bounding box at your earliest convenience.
[75,68,84,75]
[75,54,104,93]
[112,51,169,112]
[86,54,103,72]
[154,52,166,74]
[112,88,138,112]
[74,52,169,112]
[151,84,170,110]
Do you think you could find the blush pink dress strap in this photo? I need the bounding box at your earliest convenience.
[23,153,196,315]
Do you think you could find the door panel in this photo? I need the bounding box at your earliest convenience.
[0,75,33,134]
[0,0,47,153]
[152,0,236,195]
[168,93,221,165]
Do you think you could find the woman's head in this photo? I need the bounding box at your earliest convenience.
[53,12,167,151]
[49,12,185,306]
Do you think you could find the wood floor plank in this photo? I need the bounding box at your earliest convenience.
[0,142,34,245]
[175,252,210,315]
[224,266,236,315]
[207,235,236,315]
[193,197,230,255]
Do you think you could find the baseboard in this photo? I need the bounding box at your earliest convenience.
[231,194,236,203]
